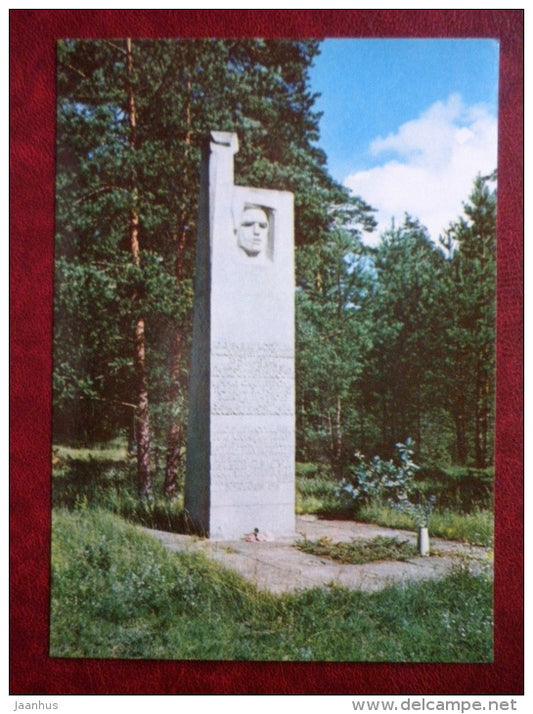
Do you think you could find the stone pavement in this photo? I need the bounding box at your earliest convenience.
[144,514,492,595]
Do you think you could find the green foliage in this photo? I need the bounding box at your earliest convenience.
[339,439,420,509]
[294,454,493,544]
[54,38,366,472]
[296,476,345,516]
[440,172,497,467]
[296,535,416,564]
[50,508,492,661]
[295,207,377,470]
[53,444,493,544]
[392,494,437,529]
[53,440,128,463]
[337,439,443,531]
[296,182,496,469]
[50,508,259,658]
[415,464,493,513]
[360,217,451,458]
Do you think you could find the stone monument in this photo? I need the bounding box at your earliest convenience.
[184,131,295,539]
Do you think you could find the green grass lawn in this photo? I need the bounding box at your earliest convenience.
[50,507,493,662]
[49,447,494,661]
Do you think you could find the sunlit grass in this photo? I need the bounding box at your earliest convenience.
[294,462,493,547]
[50,508,493,662]
[357,501,493,547]
[53,438,129,464]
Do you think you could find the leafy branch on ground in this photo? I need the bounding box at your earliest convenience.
[295,535,417,564]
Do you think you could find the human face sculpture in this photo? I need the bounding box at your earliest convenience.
[237,207,269,257]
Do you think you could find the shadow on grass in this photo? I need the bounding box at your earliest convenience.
[52,457,199,535]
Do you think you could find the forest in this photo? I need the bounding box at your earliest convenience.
[53,38,496,500]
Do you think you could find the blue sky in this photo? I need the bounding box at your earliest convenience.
[309,39,499,242]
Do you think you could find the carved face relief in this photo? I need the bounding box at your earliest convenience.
[237,207,269,257]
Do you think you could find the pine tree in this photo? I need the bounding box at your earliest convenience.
[295,198,377,470]
[359,216,448,458]
[54,38,361,494]
[441,172,497,467]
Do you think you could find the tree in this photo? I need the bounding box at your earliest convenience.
[441,172,497,467]
[359,216,449,459]
[55,39,188,494]
[296,199,377,471]
[54,38,361,494]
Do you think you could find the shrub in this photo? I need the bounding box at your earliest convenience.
[392,493,437,528]
[338,439,420,511]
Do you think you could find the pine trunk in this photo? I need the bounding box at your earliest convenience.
[163,98,192,496]
[454,411,468,465]
[164,328,185,498]
[334,397,342,465]
[475,357,490,469]
[134,314,152,496]
[127,38,152,497]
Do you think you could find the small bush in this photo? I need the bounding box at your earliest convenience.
[338,439,419,509]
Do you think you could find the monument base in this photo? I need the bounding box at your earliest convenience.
[209,505,295,541]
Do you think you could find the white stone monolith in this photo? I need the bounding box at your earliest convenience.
[184,131,295,540]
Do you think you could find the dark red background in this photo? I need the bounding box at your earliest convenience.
[9,9,523,695]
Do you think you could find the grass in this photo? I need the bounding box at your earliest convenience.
[357,501,493,547]
[53,438,129,464]
[294,462,493,547]
[50,507,493,662]
[52,449,189,532]
[296,535,417,564]
[49,447,494,661]
[295,464,348,516]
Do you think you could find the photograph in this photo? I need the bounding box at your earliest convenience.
[49,36,498,663]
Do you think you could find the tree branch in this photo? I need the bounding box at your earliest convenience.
[73,185,130,205]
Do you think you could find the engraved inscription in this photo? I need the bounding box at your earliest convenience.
[212,355,293,379]
[212,341,293,416]
[213,341,292,358]
[212,377,293,415]
[211,426,293,492]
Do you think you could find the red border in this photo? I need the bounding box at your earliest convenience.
[10,10,524,695]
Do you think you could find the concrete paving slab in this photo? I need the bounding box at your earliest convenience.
[143,515,492,595]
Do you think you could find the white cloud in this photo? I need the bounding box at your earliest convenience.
[344,94,497,244]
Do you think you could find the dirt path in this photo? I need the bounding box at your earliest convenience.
[143,514,492,594]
